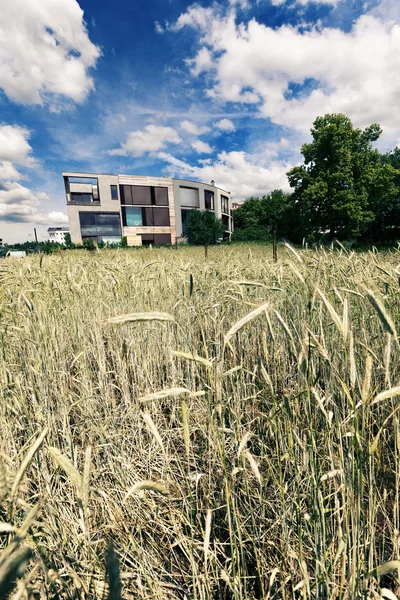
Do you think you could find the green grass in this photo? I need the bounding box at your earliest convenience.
[1,243,400,598]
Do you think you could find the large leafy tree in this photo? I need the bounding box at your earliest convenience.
[287,114,388,239]
[233,190,294,240]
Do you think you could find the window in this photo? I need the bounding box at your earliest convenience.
[111,185,118,200]
[222,214,230,228]
[221,195,229,214]
[154,234,171,245]
[132,186,152,205]
[154,187,169,206]
[122,207,143,227]
[180,186,199,208]
[70,192,95,204]
[181,209,195,236]
[140,234,171,245]
[79,212,121,239]
[153,207,170,226]
[205,190,214,210]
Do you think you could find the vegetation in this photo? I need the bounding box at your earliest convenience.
[187,209,225,255]
[234,113,400,244]
[1,244,400,598]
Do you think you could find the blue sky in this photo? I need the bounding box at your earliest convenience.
[1,0,400,242]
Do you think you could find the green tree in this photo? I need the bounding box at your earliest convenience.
[287,114,387,240]
[187,210,225,257]
[232,190,294,241]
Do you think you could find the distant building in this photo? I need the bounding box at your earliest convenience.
[48,226,69,244]
[62,172,234,246]
[232,201,242,211]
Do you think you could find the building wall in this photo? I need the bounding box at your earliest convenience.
[63,172,233,245]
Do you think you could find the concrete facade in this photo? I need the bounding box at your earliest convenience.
[63,172,233,245]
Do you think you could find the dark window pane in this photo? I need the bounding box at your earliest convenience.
[132,186,152,205]
[123,207,142,226]
[121,186,133,205]
[154,234,171,245]
[205,190,214,210]
[143,207,154,226]
[221,195,229,214]
[222,214,229,227]
[154,187,169,206]
[110,185,118,200]
[181,209,192,235]
[141,234,154,246]
[96,213,121,236]
[153,207,170,226]
[79,213,97,235]
[71,192,95,203]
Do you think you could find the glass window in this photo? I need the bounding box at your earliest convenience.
[143,207,154,226]
[153,207,170,226]
[110,185,118,200]
[96,213,121,236]
[71,192,95,203]
[132,186,152,205]
[121,186,132,205]
[123,207,143,227]
[154,187,169,206]
[68,177,98,185]
[221,195,229,214]
[205,190,214,210]
[180,186,199,208]
[141,234,154,246]
[181,209,193,236]
[79,212,121,237]
[154,234,171,245]
[222,214,230,228]
[79,212,97,235]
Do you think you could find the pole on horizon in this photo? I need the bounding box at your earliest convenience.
[34,228,39,253]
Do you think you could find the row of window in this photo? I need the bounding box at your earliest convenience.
[120,185,169,206]
[69,184,230,215]
[122,206,170,227]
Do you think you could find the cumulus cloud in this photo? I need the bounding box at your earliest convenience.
[0,0,100,106]
[0,125,36,168]
[174,5,400,136]
[0,180,68,225]
[192,140,213,153]
[215,118,236,131]
[180,120,210,135]
[0,124,67,228]
[159,150,291,200]
[271,0,341,5]
[109,124,182,157]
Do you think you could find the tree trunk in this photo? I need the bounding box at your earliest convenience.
[273,227,277,263]
[204,244,208,258]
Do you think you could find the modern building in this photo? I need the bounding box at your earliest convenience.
[63,172,233,246]
[48,226,70,244]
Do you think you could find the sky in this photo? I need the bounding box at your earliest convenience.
[1,0,400,242]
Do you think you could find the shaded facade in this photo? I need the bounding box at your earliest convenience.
[63,172,233,246]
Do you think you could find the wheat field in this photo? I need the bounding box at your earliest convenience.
[1,243,400,599]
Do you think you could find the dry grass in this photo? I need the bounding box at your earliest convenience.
[1,243,400,598]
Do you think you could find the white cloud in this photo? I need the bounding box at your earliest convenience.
[0,0,100,106]
[159,150,291,200]
[215,118,236,131]
[181,119,210,135]
[174,6,400,136]
[109,124,182,157]
[192,140,213,153]
[0,180,67,225]
[0,125,36,167]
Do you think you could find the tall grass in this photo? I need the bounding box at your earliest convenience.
[1,243,400,598]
